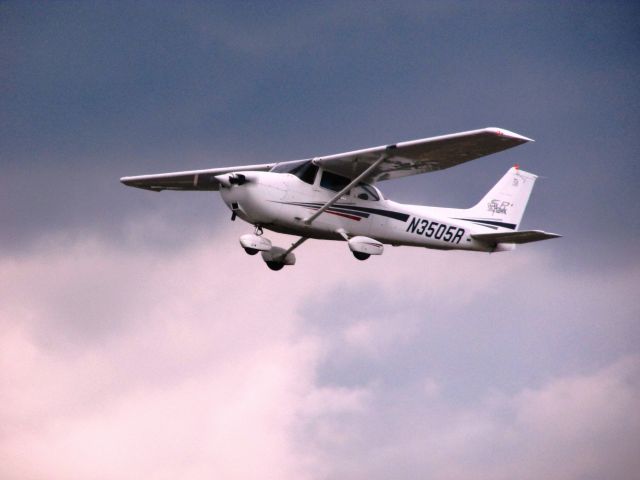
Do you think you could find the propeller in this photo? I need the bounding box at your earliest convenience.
[215,173,251,188]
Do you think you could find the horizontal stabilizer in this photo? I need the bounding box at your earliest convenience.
[472,230,561,245]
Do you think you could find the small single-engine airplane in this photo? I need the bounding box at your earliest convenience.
[121,127,560,270]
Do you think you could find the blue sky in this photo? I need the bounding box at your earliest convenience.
[1,2,639,479]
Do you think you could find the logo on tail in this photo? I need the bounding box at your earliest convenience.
[487,199,512,215]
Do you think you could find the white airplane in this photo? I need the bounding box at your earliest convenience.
[121,127,560,270]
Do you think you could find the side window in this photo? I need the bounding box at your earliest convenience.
[320,170,351,192]
[289,162,318,185]
[352,183,380,201]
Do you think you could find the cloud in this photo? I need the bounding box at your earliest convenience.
[1,223,639,479]
[504,356,640,479]
[0,223,453,479]
[305,356,640,480]
[0,334,316,480]
[0,227,335,480]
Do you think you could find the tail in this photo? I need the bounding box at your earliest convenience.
[462,166,537,231]
[454,166,561,249]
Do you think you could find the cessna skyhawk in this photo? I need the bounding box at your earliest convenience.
[121,127,560,271]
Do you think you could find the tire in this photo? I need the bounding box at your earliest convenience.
[353,251,370,261]
[266,261,285,271]
[244,247,259,255]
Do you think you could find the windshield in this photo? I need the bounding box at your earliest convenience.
[270,159,308,174]
[271,160,318,185]
[271,162,383,199]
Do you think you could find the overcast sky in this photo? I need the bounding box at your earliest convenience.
[1,2,639,479]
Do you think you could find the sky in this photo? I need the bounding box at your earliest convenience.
[1,1,639,479]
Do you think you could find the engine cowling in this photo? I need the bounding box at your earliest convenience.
[348,236,384,256]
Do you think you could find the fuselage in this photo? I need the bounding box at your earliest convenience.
[219,170,497,253]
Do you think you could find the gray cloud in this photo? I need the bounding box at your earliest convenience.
[305,247,639,396]
[3,2,639,256]
[309,355,640,480]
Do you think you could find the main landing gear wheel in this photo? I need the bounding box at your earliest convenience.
[266,261,285,271]
[352,251,370,261]
[244,247,259,255]
[261,244,298,271]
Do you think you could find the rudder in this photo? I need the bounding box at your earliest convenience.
[464,166,538,231]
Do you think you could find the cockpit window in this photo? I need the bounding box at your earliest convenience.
[271,162,382,198]
[320,170,351,192]
[290,162,318,185]
[352,183,380,201]
[271,160,318,185]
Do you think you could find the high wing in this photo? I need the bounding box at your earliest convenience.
[120,127,531,191]
[120,163,275,191]
[472,230,562,245]
[313,127,533,182]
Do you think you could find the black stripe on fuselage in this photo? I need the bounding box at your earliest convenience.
[453,218,517,230]
[274,201,410,222]
[333,205,410,222]
[280,201,369,218]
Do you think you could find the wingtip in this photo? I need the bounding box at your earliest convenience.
[539,230,563,239]
[120,176,158,190]
[486,127,534,143]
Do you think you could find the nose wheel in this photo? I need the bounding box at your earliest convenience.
[243,225,264,255]
[239,227,272,257]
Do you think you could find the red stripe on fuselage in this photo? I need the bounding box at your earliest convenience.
[301,205,362,221]
[325,210,362,221]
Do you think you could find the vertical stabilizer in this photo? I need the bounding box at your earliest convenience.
[463,167,538,231]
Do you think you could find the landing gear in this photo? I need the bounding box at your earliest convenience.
[243,225,264,254]
[352,251,370,261]
[239,226,272,256]
[347,235,383,261]
[240,227,304,271]
[266,261,285,271]
[261,245,299,271]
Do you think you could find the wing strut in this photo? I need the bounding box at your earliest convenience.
[304,152,389,225]
[282,236,309,257]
